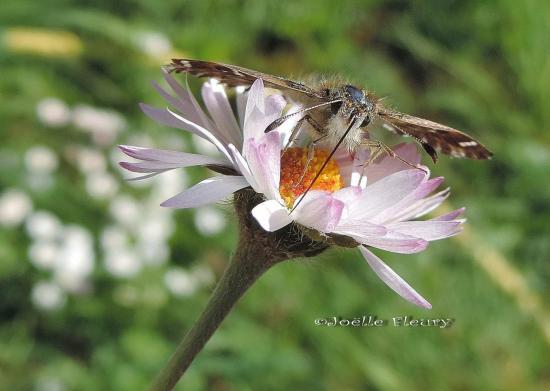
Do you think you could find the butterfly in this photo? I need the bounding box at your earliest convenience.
[169,58,492,163]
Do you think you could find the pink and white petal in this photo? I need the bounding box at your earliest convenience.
[162,71,214,130]
[125,172,165,181]
[243,107,282,149]
[264,94,286,117]
[202,80,243,148]
[151,81,188,114]
[242,79,267,143]
[391,142,421,164]
[140,103,196,131]
[328,187,362,223]
[228,144,260,191]
[243,82,286,144]
[118,145,228,166]
[260,131,283,186]
[363,143,422,185]
[119,145,169,162]
[251,199,293,232]
[141,103,224,153]
[350,172,368,189]
[332,186,363,204]
[354,231,429,254]
[246,145,276,198]
[236,87,248,129]
[352,147,372,166]
[166,108,234,164]
[349,169,427,220]
[333,219,387,237]
[160,175,249,208]
[395,188,451,221]
[387,220,463,241]
[334,149,357,187]
[430,207,465,221]
[359,246,432,309]
[120,161,201,173]
[244,79,265,125]
[372,177,444,225]
[347,149,371,187]
[276,104,304,146]
[119,154,228,174]
[245,132,282,201]
[242,107,264,157]
[406,176,444,203]
[293,191,344,232]
[249,94,286,144]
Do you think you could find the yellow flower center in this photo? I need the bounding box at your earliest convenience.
[279,147,344,208]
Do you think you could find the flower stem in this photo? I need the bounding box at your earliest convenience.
[150,189,329,390]
[150,238,275,391]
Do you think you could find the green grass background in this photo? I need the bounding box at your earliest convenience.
[1,0,549,389]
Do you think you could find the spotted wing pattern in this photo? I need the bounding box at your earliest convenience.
[170,59,325,99]
[378,107,492,161]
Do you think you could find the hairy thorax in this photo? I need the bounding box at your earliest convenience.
[324,114,365,150]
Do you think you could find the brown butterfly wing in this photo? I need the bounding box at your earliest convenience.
[378,108,493,161]
[170,59,325,99]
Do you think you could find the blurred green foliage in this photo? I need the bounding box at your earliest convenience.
[1,0,549,390]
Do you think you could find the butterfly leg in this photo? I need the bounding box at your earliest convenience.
[354,142,385,185]
[294,133,328,189]
[283,114,324,153]
[360,139,427,173]
[278,114,328,188]
[301,116,326,165]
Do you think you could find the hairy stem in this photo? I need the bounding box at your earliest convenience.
[150,189,328,390]
[149,238,276,391]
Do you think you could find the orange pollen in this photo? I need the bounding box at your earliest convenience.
[279,147,344,208]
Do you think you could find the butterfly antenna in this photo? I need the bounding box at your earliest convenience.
[265,99,342,133]
[290,119,355,213]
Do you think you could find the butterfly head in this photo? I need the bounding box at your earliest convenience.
[329,84,375,128]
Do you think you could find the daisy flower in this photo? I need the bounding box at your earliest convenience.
[119,71,465,309]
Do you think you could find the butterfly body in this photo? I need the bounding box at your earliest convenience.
[304,82,378,150]
[169,59,492,162]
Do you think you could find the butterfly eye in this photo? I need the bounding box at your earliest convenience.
[331,101,342,115]
[345,85,365,102]
[360,116,371,127]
